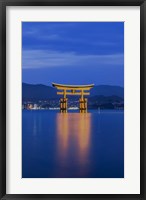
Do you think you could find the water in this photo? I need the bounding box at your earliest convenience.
[22,110,124,178]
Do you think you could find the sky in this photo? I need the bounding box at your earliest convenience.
[22,22,124,87]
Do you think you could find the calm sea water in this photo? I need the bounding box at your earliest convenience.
[22,110,124,178]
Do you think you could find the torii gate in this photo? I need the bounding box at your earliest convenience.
[52,83,94,113]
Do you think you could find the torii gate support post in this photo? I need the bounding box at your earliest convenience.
[79,98,87,113]
[60,98,68,113]
[79,90,87,113]
[60,90,68,113]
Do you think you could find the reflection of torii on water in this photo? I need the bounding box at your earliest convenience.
[52,83,94,113]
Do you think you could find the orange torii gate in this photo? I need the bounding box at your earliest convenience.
[52,83,94,113]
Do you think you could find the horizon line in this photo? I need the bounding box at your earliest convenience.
[22,82,124,88]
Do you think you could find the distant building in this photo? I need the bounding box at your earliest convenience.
[33,104,38,109]
[27,104,33,110]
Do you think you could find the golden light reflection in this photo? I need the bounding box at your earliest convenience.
[78,113,91,159]
[56,113,91,166]
[57,113,69,159]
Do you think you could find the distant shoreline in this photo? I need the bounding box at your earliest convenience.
[22,108,124,111]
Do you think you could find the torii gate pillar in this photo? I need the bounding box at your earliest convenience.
[60,98,68,113]
[79,98,87,113]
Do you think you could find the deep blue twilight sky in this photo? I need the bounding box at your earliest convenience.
[22,22,124,87]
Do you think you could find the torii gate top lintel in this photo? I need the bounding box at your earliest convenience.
[52,82,94,90]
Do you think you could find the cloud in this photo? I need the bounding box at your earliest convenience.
[23,31,118,47]
[22,29,38,36]
[22,49,124,69]
[22,23,122,47]
[23,29,61,41]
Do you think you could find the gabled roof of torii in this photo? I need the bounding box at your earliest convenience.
[52,82,94,90]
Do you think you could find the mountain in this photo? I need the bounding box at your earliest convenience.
[22,83,124,102]
[88,95,124,109]
[22,83,58,101]
[90,85,124,98]
[89,95,123,103]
